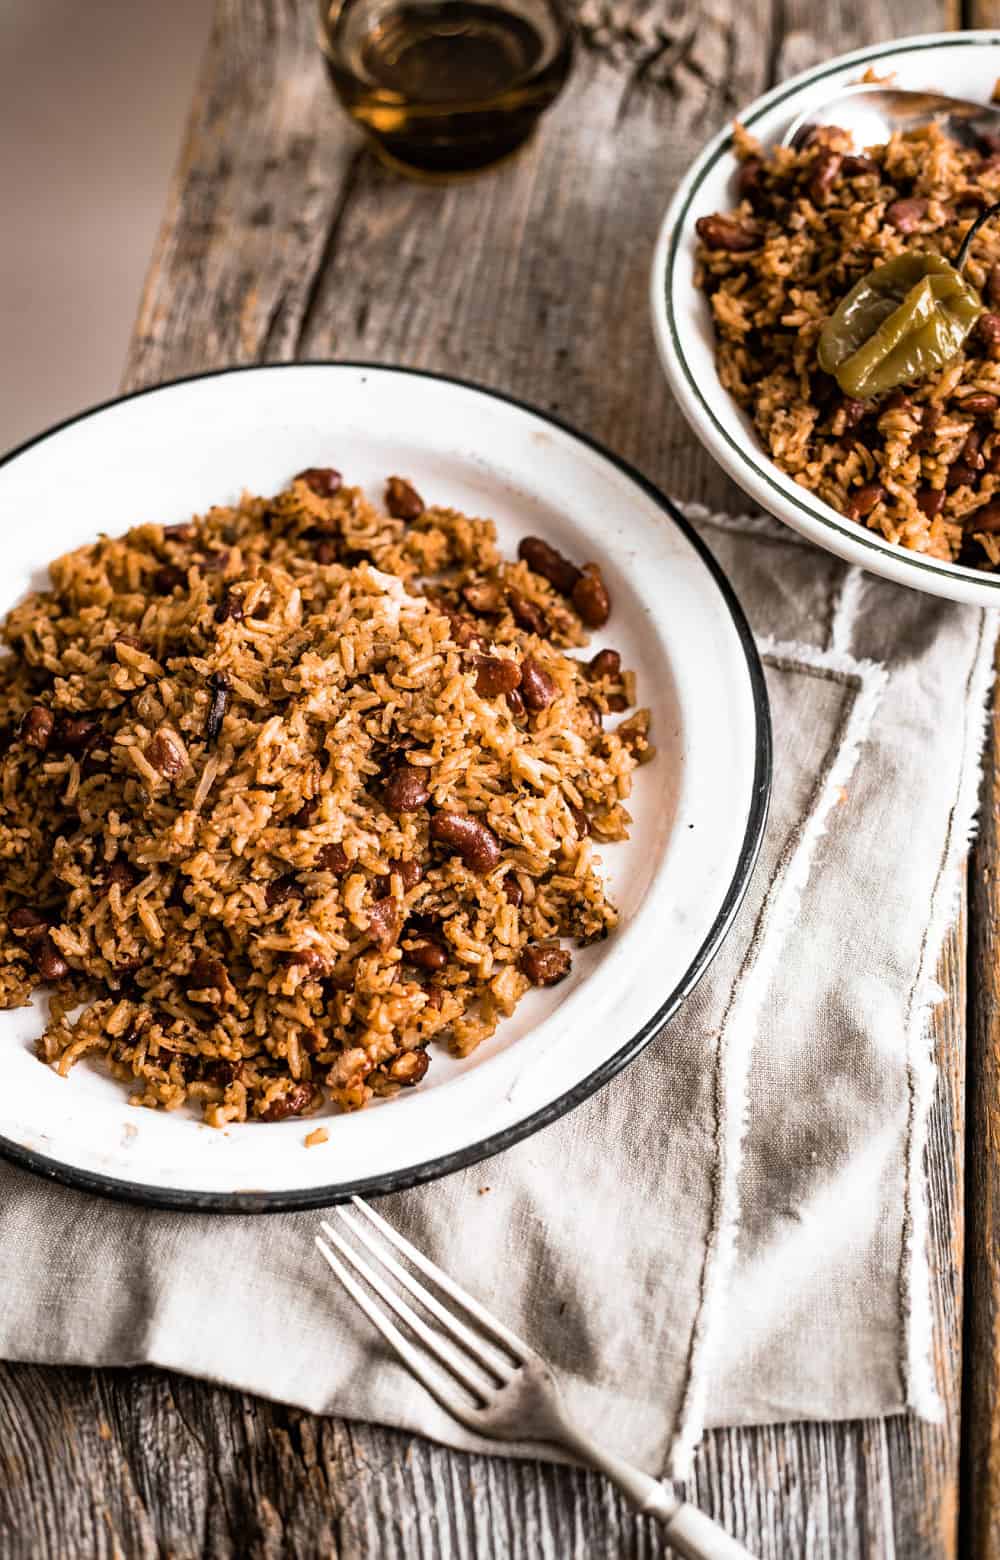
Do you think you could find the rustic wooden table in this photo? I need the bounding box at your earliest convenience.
[3,1,1000,1555]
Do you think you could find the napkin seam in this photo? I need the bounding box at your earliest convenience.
[668,639,889,1478]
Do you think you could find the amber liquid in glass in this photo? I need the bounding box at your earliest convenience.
[325,0,573,176]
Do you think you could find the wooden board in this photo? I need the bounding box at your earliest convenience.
[0,0,987,1554]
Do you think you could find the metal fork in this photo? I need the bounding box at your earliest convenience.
[316,1200,755,1559]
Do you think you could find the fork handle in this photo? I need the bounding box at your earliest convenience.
[559,1426,755,1557]
[661,1501,757,1559]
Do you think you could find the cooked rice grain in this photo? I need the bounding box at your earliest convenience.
[0,472,650,1125]
[695,120,1000,565]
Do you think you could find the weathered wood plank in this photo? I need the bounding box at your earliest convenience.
[964,666,1000,1560]
[0,0,974,1556]
[958,9,1000,1554]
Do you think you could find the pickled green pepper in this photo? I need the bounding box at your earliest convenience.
[818,201,1000,399]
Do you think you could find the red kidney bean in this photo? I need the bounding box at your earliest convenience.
[385,476,424,520]
[694,214,763,251]
[947,463,978,490]
[286,948,330,978]
[34,938,69,982]
[838,397,869,430]
[55,715,100,755]
[9,907,49,942]
[976,313,1000,359]
[314,539,338,565]
[197,550,229,575]
[105,860,139,893]
[316,842,350,874]
[518,537,580,595]
[430,811,501,873]
[10,909,68,980]
[971,501,1000,534]
[520,657,556,711]
[203,1057,243,1088]
[519,944,572,986]
[152,564,186,595]
[296,467,342,497]
[842,155,879,177]
[259,1082,320,1121]
[433,599,485,650]
[963,428,986,470]
[567,802,590,838]
[407,937,447,971]
[571,564,611,628]
[145,730,186,779]
[472,655,522,698]
[913,405,942,450]
[507,591,548,637]
[885,198,927,233]
[962,393,999,416]
[808,150,842,205]
[506,687,526,717]
[384,765,430,813]
[916,488,945,518]
[377,858,423,896]
[587,648,621,680]
[188,955,229,994]
[844,483,884,521]
[503,874,523,907]
[18,706,54,750]
[215,588,244,624]
[266,874,302,908]
[736,156,764,205]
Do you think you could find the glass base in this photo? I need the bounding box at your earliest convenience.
[365,127,538,183]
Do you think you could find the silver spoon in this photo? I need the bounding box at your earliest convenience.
[781,81,1000,151]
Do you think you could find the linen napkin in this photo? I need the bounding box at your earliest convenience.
[0,505,992,1478]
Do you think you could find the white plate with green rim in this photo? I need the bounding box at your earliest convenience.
[651,30,1000,606]
[0,363,770,1211]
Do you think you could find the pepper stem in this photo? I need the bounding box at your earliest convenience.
[956,200,1000,273]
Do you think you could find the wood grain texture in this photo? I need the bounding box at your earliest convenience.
[0,0,979,1556]
[964,673,1000,1560]
[961,11,1000,1557]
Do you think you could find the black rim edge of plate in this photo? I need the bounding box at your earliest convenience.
[0,361,773,1214]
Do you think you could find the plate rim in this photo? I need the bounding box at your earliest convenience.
[0,361,772,1213]
[650,29,1000,606]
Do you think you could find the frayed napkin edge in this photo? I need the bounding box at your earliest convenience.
[667,637,890,1479]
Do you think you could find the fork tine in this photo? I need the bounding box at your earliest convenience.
[334,1206,513,1382]
[350,1196,531,1361]
[315,1236,476,1423]
[319,1222,492,1402]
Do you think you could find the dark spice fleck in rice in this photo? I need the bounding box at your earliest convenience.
[0,471,652,1126]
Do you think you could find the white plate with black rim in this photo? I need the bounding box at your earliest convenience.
[651,29,1000,607]
[0,363,770,1211]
